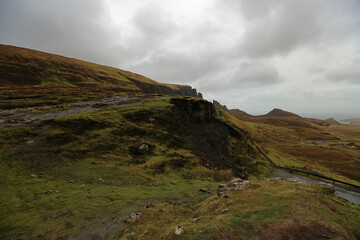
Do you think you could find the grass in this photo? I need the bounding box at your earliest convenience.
[229,114,360,185]
[118,179,360,239]
[0,96,272,239]
[0,44,194,109]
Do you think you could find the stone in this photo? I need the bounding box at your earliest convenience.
[145,203,155,208]
[27,174,37,179]
[124,211,143,223]
[221,208,229,213]
[217,178,249,197]
[199,188,207,192]
[137,144,149,155]
[174,225,184,235]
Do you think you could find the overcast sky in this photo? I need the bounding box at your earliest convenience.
[1,0,359,118]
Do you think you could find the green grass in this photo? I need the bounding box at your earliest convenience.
[118,180,360,239]
[0,97,260,239]
[1,97,359,239]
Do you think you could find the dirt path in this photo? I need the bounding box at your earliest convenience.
[0,95,146,128]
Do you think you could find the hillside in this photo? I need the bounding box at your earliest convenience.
[342,118,360,125]
[263,108,301,118]
[0,46,359,239]
[213,102,360,186]
[0,44,202,109]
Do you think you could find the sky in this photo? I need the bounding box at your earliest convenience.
[0,0,359,118]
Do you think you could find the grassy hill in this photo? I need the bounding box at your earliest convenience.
[214,102,360,185]
[0,45,359,239]
[0,45,201,109]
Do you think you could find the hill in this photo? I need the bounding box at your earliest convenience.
[342,118,360,125]
[0,44,201,109]
[305,117,341,126]
[263,108,301,118]
[0,45,359,239]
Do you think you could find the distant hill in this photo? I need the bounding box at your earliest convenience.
[263,108,301,118]
[0,44,202,98]
[229,109,253,118]
[305,117,340,126]
[342,118,360,125]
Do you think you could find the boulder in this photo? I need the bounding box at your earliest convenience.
[217,178,249,197]
[174,225,184,235]
[137,144,149,155]
[124,211,143,223]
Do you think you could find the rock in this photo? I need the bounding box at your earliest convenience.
[145,203,155,208]
[199,188,207,192]
[124,211,143,223]
[221,208,229,213]
[26,140,34,144]
[217,178,249,197]
[137,144,149,155]
[27,174,37,179]
[174,225,184,235]
[0,120,5,124]
[193,218,200,222]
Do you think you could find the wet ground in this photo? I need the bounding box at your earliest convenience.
[271,169,360,204]
[0,95,142,128]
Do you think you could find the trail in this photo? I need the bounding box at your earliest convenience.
[0,95,146,128]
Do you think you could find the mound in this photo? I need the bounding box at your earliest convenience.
[263,108,301,118]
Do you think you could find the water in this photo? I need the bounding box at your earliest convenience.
[270,169,360,204]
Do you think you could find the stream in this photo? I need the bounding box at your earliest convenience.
[271,169,360,204]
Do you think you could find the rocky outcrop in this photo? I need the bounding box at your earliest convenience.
[178,86,203,98]
[170,98,215,123]
[217,178,249,197]
[168,98,267,178]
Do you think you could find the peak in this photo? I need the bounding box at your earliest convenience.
[264,108,301,118]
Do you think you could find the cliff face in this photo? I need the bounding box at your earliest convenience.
[169,98,268,178]
[177,86,203,98]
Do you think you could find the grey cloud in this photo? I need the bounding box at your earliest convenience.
[324,65,360,84]
[196,61,281,92]
[0,0,118,65]
[231,61,281,87]
[133,50,224,84]
[238,1,323,58]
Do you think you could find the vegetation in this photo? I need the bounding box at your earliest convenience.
[215,103,360,186]
[1,45,359,239]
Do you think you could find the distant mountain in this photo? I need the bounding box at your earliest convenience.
[263,108,301,118]
[229,109,253,118]
[305,117,340,126]
[342,118,360,125]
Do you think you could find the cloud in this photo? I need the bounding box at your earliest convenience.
[230,61,281,87]
[323,64,360,84]
[237,1,323,58]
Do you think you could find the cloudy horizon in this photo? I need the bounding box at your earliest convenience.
[1,0,359,118]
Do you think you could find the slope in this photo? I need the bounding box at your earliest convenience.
[213,102,360,185]
[0,44,201,109]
